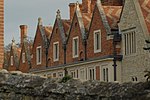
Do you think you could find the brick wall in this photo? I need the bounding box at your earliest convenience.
[32,27,46,69]
[87,5,113,59]
[19,45,30,73]
[48,20,65,67]
[0,0,4,68]
[66,14,85,64]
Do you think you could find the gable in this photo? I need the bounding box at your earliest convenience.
[67,13,84,44]
[88,3,109,39]
[32,25,44,49]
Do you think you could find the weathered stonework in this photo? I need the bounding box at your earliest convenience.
[0,69,150,100]
[119,0,150,82]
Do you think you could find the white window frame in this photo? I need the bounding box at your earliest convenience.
[22,52,25,63]
[36,46,42,65]
[70,70,76,78]
[88,67,96,80]
[80,68,85,80]
[102,67,109,82]
[94,30,101,53]
[53,42,59,61]
[11,56,13,66]
[73,36,79,58]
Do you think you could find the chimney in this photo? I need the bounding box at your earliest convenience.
[91,0,97,12]
[82,0,91,13]
[20,25,27,46]
[69,3,82,21]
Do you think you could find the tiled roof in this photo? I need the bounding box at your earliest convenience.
[62,19,71,36]
[82,13,92,30]
[96,1,111,35]
[43,26,53,39]
[103,6,122,29]
[139,0,150,34]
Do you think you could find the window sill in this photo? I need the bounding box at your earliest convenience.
[54,59,59,62]
[94,50,101,53]
[73,55,78,58]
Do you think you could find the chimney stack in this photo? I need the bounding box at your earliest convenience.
[20,25,27,46]
[91,0,97,12]
[69,3,82,21]
[82,0,91,13]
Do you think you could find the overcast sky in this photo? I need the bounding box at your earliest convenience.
[4,0,82,45]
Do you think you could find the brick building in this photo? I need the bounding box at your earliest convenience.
[31,18,52,69]
[18,25,32,73]
[0,0,4,68]
[6,0,150,83]
[7,39,21,71]
[29,0,123,82]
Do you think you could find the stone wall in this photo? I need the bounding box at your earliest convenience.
[0,69,150,100]
[119,0,150,82]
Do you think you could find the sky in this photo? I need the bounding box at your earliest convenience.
[4,0,82,45]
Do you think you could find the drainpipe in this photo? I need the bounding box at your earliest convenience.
[113,39,117,81]
[112,29,119,81]
[83,39,87,60]
[45,46,48,68]
[64,44,67,64]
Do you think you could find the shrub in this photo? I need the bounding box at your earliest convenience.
[60,75,72,83]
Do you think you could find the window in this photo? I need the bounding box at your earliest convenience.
[80,69,85,80]
[11,56,13,66]
[36,46,42,65]
[53,42,59,61]
[58,72,64,78]
[22,53,25,63]
[53,73,57,78]
[89,68,95,80]
[73,37,79,58]
[124,31,136,55]
[47,73,52,78]
[102,68,109,82]
[94,30,101,53]
[70,70,76,78]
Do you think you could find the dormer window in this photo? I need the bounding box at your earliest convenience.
[94,30,101,53]
[53,42,59,61]
[22,53,25,63]
[36,46,42,65]
[11,56,13,66]
[73,36,79,58]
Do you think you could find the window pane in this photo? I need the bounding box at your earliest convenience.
[92,69,94,80]
[55,44,58,59]
[90,69,92,80]
[103,69,105,81]
[38,48,41,63]
[11,56,13,66]
[96,33,100,50]
[106,68,108,82]
[74,39,78,56]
